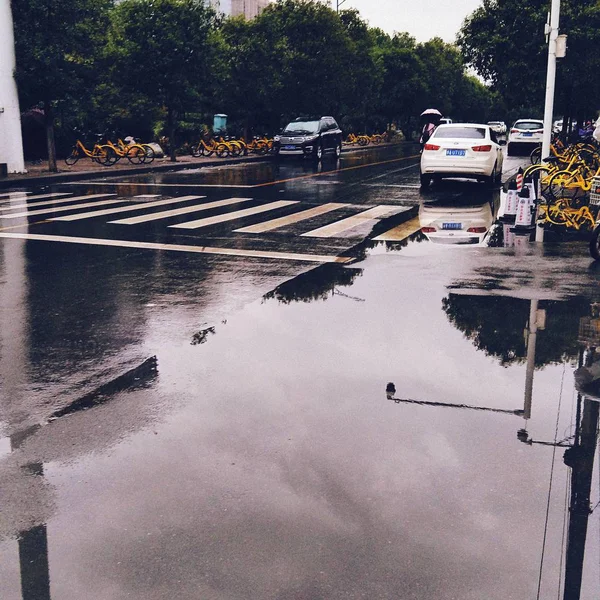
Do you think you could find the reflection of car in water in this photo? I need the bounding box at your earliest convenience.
[419,197,497,245]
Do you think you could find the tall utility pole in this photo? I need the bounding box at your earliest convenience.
[0,0,25,173]
[336,0,347,12]
[541,0,561,160]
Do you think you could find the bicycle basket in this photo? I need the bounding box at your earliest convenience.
[590,176,600,206]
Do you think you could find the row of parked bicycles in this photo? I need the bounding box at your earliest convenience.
[190,136,274,158]
[65,138,155,166]
[523,138,600,233]
[64,128,398,167]
[344,132,390,146]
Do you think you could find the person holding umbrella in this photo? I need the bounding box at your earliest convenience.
[419,108,442,150]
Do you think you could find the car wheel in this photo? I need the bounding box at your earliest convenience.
[315,144,323,161]
[420,172,432,188]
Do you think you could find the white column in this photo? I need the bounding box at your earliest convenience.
[541,0,561,160]
[0,0,26,174]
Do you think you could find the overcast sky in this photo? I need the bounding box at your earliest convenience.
[332,0,483,43]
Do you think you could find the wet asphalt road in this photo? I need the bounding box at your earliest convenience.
[1,145,600,599]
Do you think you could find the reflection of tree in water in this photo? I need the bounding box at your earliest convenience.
[263,264,363,304]
[442,294,590,367]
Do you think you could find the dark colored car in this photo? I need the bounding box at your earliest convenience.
[273,116,343,160]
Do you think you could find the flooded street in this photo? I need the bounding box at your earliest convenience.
[1,146,599,599]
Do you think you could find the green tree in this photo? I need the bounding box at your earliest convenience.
[458,0,600,125]
[12,0,112,170]
[107,0,220,161]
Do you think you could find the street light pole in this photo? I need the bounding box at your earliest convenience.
[336,0,347,12]
[542,0,561,160]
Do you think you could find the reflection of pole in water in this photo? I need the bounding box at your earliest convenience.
[18,523,51,600]
[10,432,51,600]
[562,348,600,600]
[523,299,537,420]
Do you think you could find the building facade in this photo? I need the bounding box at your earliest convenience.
[231,0,271,18]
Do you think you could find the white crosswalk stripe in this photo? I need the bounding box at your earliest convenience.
[0,232,353,263]
[110,197,252,225]
[1,197,129,219]
[0,193,116,212]
[234,202,348,233]
[169,200,298,230]
[0,192,72,207]
[301,205,401,238]
[50,195,205,222]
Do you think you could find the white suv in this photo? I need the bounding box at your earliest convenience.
[507,119,544,156]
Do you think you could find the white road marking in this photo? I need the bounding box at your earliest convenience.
[0,232,352,263]
[134,194,161,198]
[110,197,252,225]
[364,162,420,182]
[1,197,129,219]
[0,192,73,206]
[301,205,401,238]
[362,183,422,189]
[373,217,421,241]
[0,193,116,212]
[234,203,349,233]
[169,200,298,230]
[50,195,205,222]
[63,182,255,189]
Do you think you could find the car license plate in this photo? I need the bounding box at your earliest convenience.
[522,132,533,137]
[283,145,296,150]
[442,222,462,230]
[446,149,465,156]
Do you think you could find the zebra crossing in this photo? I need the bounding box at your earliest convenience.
[0,190,413,262]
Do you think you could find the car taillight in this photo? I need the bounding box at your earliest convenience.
[421,227,436,233]
[423,143,440,151]
[467,227,487,233]
[511,129,519,133]
[472,145,492,152]
[534,129,543,133]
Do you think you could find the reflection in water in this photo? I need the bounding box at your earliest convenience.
[263,263,363,304]
[418,189,499,246]
[440,292,600,600]
[442,294,589,367]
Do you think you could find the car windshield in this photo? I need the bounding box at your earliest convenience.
[432,127,486,139]
[515,121,543,130]
[487,122,501,126]
[282,121,320,135]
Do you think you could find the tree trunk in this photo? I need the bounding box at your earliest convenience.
[44,99,57,173]
[168,106,177,162]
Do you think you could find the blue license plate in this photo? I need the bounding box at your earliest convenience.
[446,149,465,156]
[283,145,296,150]
[522,132,533,137]
[442,223,462,230]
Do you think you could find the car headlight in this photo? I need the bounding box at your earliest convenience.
[274,136,280,142]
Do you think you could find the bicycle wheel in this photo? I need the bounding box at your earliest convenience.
[530,146,542,164]
[216,144,230,158]
[547,170,578,201]
[191,144,202,158]
[126,144,145,164]
[590,224,600,260]
[141,145,155,164]
[65,148,80,165]
[228,143,241,157]
[357,136,369,146]
[94,145,118,166]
